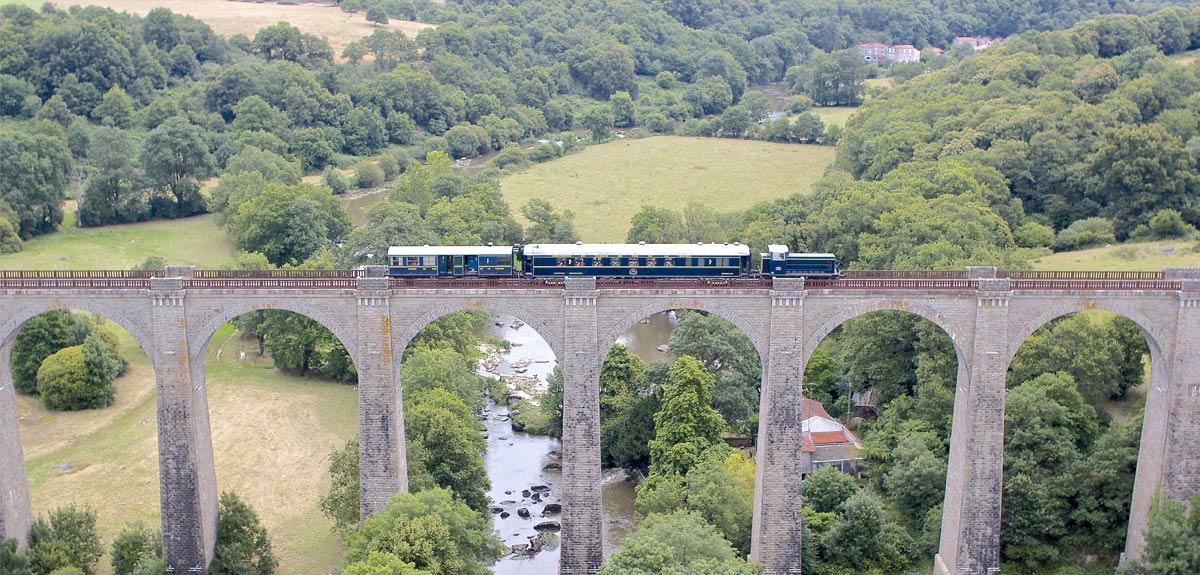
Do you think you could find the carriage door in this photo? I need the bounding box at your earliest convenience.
[438,255,451,276]
[453,255,465,276]
[465,255,479,276]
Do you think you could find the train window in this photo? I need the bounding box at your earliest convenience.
[663,257,674,267]
[498,256,512,265]
[645,257,656,267]
[404,256,420,266]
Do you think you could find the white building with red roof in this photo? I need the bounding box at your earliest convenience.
[857,42,922,63]
[800,398,863,475]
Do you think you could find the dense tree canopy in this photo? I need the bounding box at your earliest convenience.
[345,488,503,575]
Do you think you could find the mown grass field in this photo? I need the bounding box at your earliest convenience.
[20,322,358,575]
[813,106,858,128]
[0,202,236,270]
[1030,239,1200,271]
[500,136,836,242]
[35,0,434,56]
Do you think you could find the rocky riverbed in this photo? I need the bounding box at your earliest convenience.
[480,315,641,573]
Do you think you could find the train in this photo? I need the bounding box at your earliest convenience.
[386,242,841,279]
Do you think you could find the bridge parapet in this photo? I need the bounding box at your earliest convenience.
[1165,267,1200,280]
[165,266,195,278]
[966,266,997,278]
[361,265,388,278]
[977,278,1011,292]
[150,277,184,291]
[356,276,389,290]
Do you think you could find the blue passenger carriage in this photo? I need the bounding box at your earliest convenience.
[522,242,752,277]
[760,245,840,278]
[387,245,518,277]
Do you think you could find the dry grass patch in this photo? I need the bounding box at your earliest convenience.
[500,136,835,242]
[22,322,358,575]
[1031,239,1200,271]
[45,0,434,56]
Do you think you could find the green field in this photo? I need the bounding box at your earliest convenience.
[1031,239,1200,271]
[500,136,836,242]
[0,202,235,270]
[21,323,358,575]
[813,106,859,128]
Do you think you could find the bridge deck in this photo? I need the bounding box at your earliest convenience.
[0,271,1185,291]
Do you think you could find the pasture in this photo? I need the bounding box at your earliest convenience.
[37,0,434,55]
[1030,239,1200,271]
[812,106,858,128]
[0,202,236,270]
[20,322,358,575]
[500,136,836,242]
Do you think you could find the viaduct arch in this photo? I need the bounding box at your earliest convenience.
[0,268,1196,575]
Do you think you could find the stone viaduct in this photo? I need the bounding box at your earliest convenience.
[0,266,1198,575]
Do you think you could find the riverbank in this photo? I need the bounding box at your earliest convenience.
[478,314,641,572]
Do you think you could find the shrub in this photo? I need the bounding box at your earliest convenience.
[323,168,351,195]
[2,538,34,574]
[1052,217,1115,251]
[36,326,123,411]
[377,154,400,181]
[211,492,276,575]
[786,94,815,113]
[132,256,167,272]
[28,506,103,575]
[11,311,75,394]
[37,347,92,410]
[644,112,674,134]
[655,71,676,89]
[1014,221,1056,248]
[318,439,360,534]
[390,149,414,173]
[110,523,161,575]
[355,162,385,189]
[528,144,559,163]
[1148,208,1195,239]
[492,143,529,170]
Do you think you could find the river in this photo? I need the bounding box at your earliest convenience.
[481,311,677,572]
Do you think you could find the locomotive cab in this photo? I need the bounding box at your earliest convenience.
[760,245,840,278]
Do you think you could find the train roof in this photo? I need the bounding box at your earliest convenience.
[764,245,835,258]
[388,245,515,256]
[776,252,837,258]
[523,243,751,257]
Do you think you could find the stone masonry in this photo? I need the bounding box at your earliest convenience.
[0,268,1196,575]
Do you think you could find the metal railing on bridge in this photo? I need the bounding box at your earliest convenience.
[0,270,1186,291]
[998,270,1165,280]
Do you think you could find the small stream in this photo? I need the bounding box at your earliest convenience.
[483,314,678,572]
